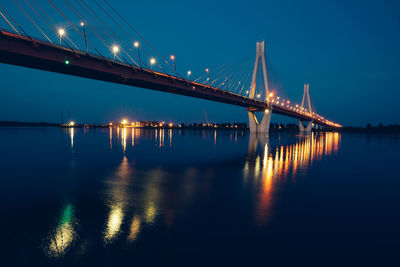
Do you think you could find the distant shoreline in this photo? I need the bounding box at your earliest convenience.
[1,121,399,133]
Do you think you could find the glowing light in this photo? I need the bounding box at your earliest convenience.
[150,58,156,70]
[58,28,65,37]
[257,94,261,98]
[68,121,75,126]
[80,22,85,27]
[121,119,128,125]
[134,41,139,48]
[205,68,209,73]
[269,93,273,97]
[112,45,119,53]
[170,55,175,61]
[168,123,173,127]
[187,70,191,75]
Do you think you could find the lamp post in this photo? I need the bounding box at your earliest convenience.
[80,22,87,53]
[134,41,141,68]
[112,45,119,61]
[170,54,176,75]
[150,58,156,71]
[205,68,210,86]
[187,70,191,80]
[58,28,65,45]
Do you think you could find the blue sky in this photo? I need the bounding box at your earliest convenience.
[0,0,399,126]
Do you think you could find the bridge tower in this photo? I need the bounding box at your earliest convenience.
[298,83,313,133]
[247,41,272,134]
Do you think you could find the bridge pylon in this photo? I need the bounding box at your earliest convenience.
[247,41,272,134]
[298,83,313,133]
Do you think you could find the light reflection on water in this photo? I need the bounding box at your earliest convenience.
[44,204,77,258]
[244,132,341,225]
[43,128,340,259]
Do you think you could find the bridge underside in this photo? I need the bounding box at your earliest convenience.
[0,31,333,125]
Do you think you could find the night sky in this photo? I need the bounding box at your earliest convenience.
[0,0,399,126]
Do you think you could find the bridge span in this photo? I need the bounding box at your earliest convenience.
[0,30,340,130]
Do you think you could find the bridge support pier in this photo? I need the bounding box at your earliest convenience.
[248,107,272,134]
[298,120,312,133]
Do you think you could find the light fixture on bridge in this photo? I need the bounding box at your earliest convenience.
[121,119,128,126]
[68,121,75,127]
[269,93,273,97]
[58,28,65,45]
[133,41,141,67]
[150,58,156,70]
[169,55,176,73]
[187,70,192,80]
[80,22,88,53]
[112,45,120,60]
[205,68,210,86]
[257,94,261,98]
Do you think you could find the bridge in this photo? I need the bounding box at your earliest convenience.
[0,1,341,133]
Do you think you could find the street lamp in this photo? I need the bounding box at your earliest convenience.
[80,22,87,53]
[187,70,191,80]
[134,41,141,67]
[112,45,119,60]
[170,54,176,74]
[58,28,65,45]
[150,58,156,70]
[205,68,210,86]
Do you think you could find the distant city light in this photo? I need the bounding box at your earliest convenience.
[68,121,75,126]
[121,119,128,125]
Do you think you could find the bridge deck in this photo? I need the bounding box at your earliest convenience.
[0,31,337,127]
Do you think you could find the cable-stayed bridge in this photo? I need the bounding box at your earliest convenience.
[0,1,341,132]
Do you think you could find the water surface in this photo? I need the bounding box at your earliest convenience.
[0,128,399,266]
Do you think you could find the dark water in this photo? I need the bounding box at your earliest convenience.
[0,128,399,266]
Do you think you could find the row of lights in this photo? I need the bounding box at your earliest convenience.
[241,90,340,127]
[116,119,174,128]
[57,25,196,78]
